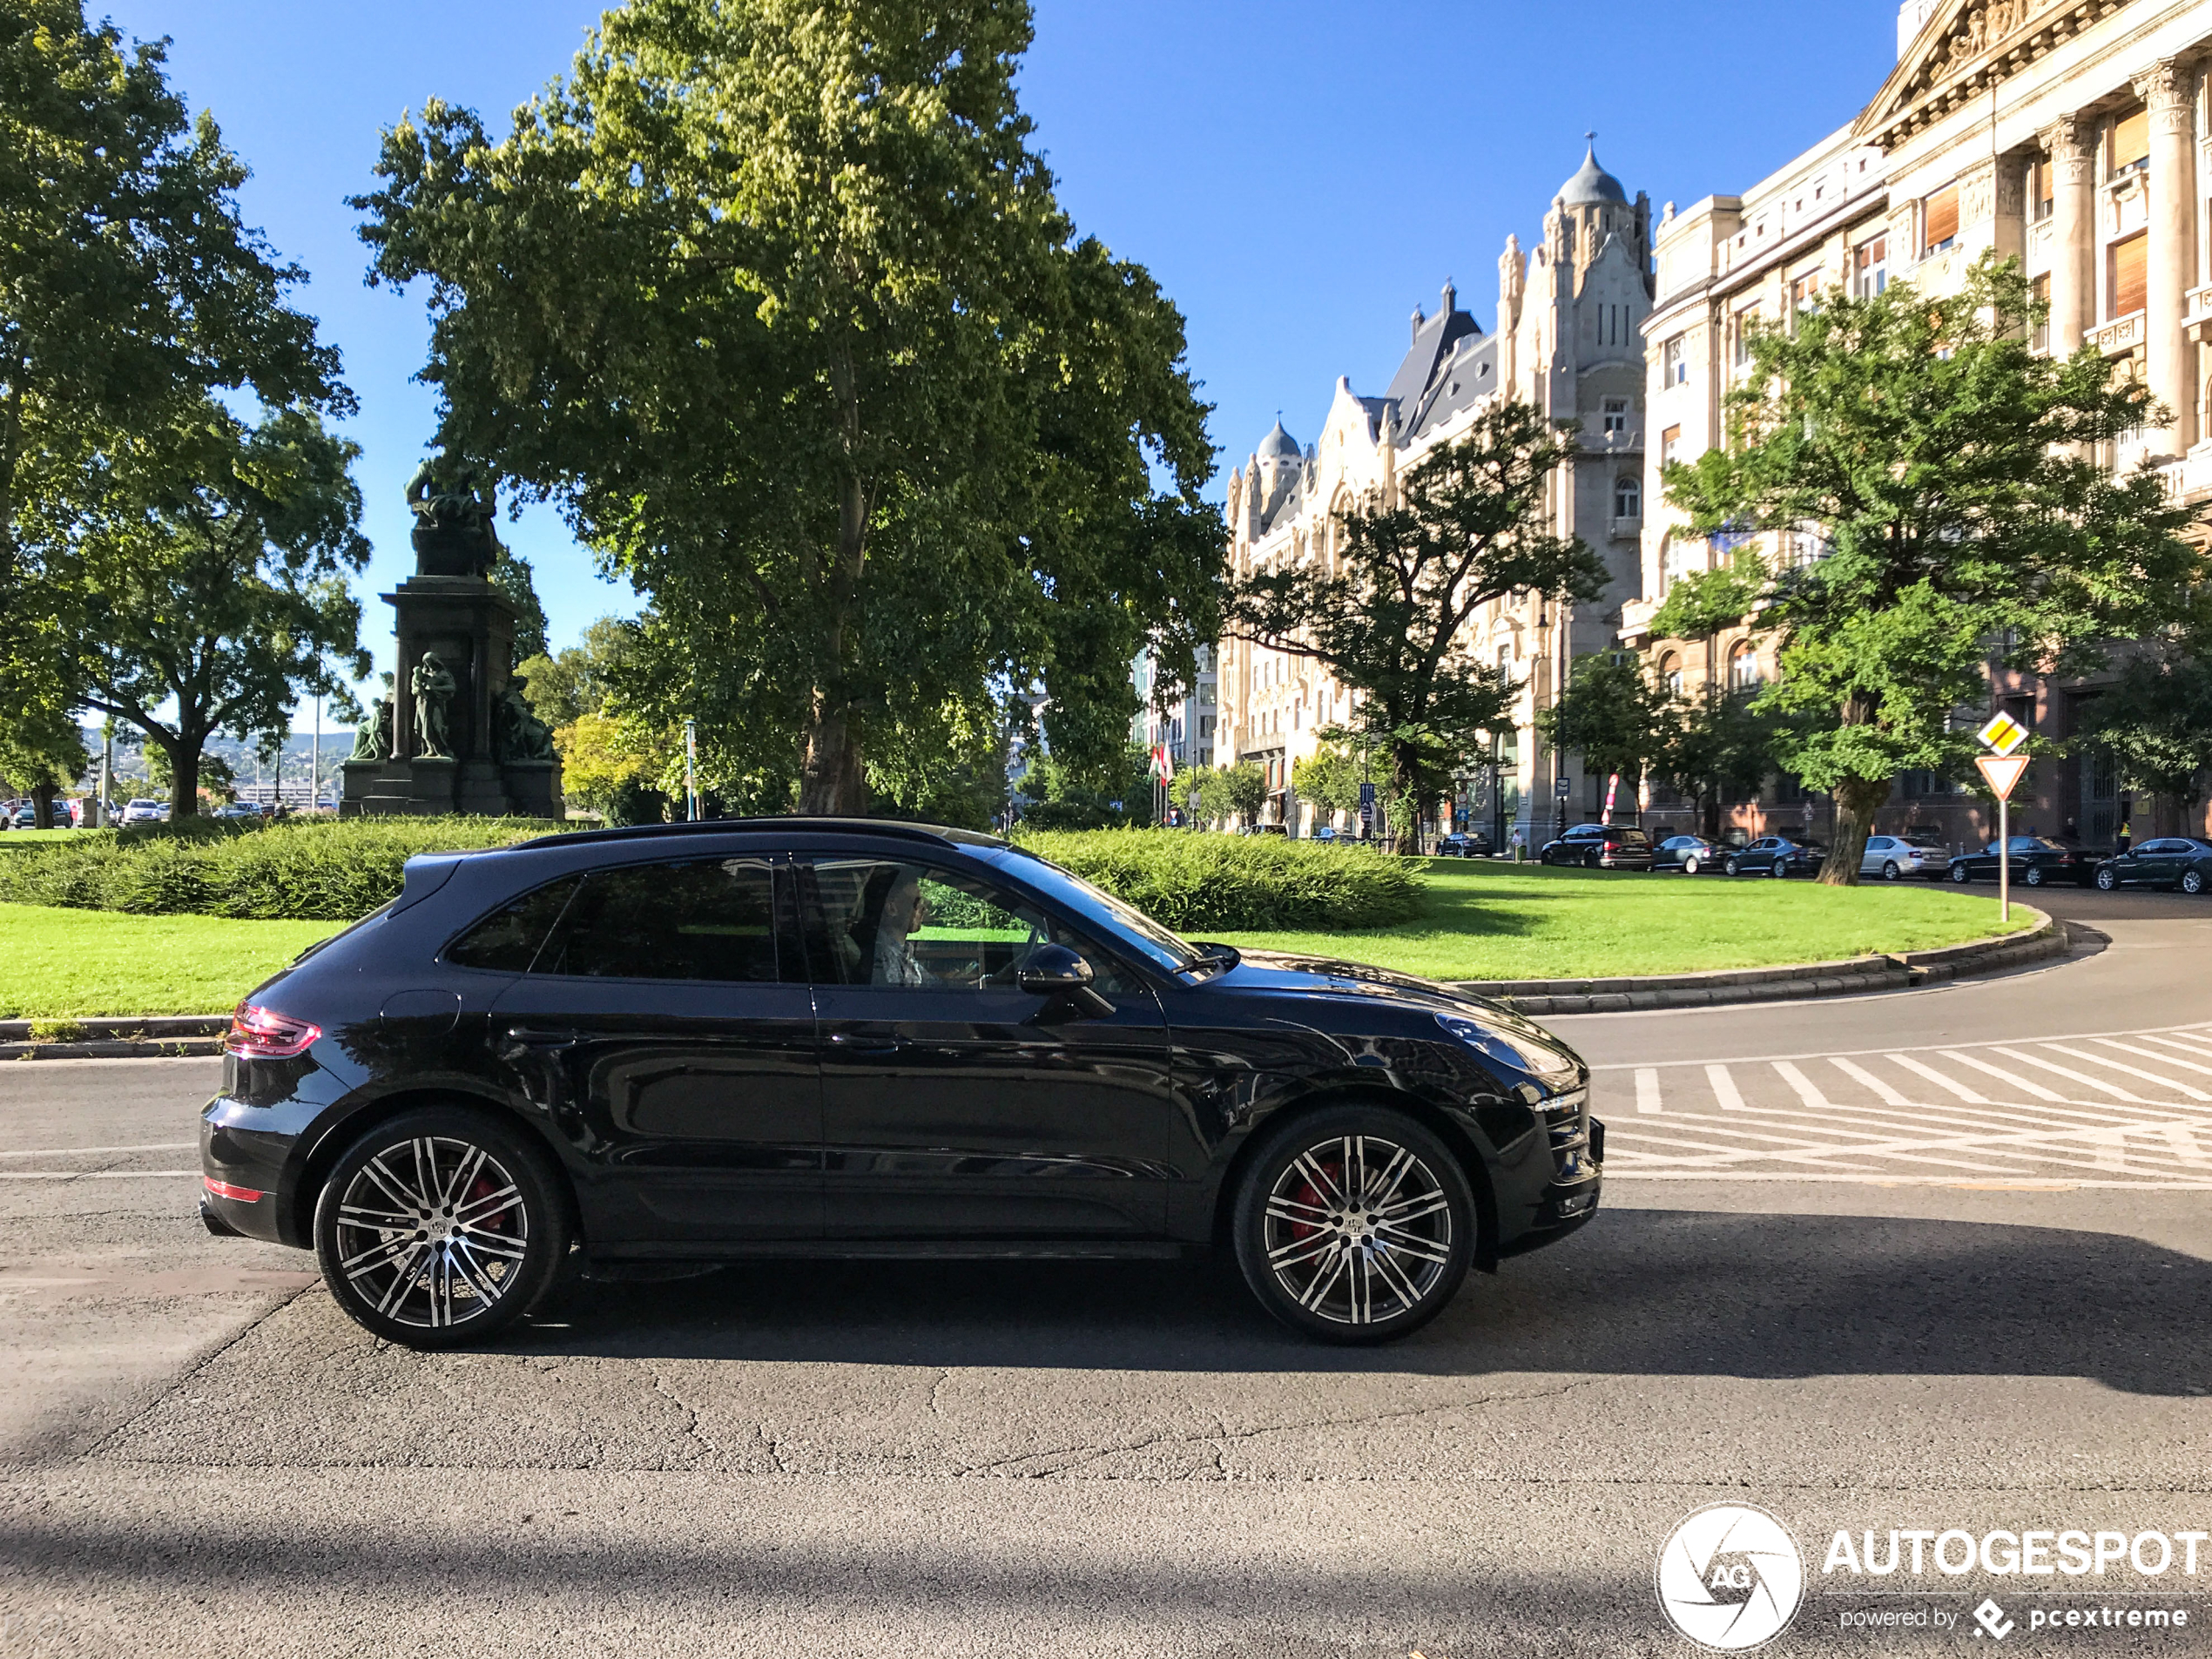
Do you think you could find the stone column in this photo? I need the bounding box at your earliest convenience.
[2137,57,2199,453]
[2040,115,2097,355]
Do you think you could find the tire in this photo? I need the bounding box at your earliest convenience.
[1231,1104,1474,1345]
[313,1105,573,1350]
[2095,867,2118,892]
[1585,850,1601,869]
[1951,862,1972,884]
[1882,861,1901,881]
[2024,865,2045,887]
[2185,867,2206,896]
[1770,858,1788,879]
[1682,856,1700,875]
[1724,856,1742,876]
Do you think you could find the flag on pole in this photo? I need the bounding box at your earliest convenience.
[1151,744,1173,784]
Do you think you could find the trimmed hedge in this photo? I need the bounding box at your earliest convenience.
[0,817,560,921]
[1015,828,1421,932]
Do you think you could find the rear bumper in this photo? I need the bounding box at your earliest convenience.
[200,1096,311,1247]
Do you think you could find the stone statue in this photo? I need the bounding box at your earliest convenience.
[405,448,502,578]
[412,652,457,760]
[494,675,556,765]
[348,674,395,763]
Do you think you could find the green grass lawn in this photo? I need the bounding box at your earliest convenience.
[0,903,347,1018]
[0,860,2033,1015]
[0,828,98,846]
[1210,859,2031,981]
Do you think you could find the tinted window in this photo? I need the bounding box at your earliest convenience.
[1866,838,1891,851]
[446,877,582,972]
[536,859,783,982]
[802,857,1140,994]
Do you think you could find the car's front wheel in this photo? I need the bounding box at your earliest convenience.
[1770,858,1789,879]
[1724,856,1742,876]
[1952,863,1973,884]
[2184,867,2207,896]
[2024,865,2045,887]
[1231,1106,1474,1345]
[313,1105,572,1350]
[2095,867,2119,891]
[1882,861,1901,881]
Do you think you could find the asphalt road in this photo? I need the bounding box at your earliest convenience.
[3,882,2210,1656]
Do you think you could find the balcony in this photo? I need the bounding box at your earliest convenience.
[2087,309,2145,357]
[2186,283,2212,342]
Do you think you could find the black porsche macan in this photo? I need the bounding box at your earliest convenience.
[199,819,1602,1348]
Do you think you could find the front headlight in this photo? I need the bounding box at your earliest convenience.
[1435,1013,1579,1085]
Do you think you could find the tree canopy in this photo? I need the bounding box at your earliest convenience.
[1225,401,1606,852]
[357,0,1220,815]
[1664,257,2206,881]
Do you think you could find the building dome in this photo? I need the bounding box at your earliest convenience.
[1557,141,1627,206]
[1256,418,1302,460]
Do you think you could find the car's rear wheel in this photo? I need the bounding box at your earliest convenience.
[313,1105,571,1350]
[1952,863,1972,884]
[2095,867,2118,891]
[1724,856,1742,876]
[1770,858,1788,879]
[1585,850,1602,869]
[1882,861,1901,881]
[1231,1105,1474,1345]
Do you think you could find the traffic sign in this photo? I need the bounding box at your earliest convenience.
[1554,775,1572,799]
[1978,712,2028,756]
[1975,753,2029,800]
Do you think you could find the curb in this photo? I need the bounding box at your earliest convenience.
[1453,907,2066,1015]
[0,909,2074,1053]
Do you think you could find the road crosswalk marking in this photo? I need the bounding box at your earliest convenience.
[1593,1021,2212,1188]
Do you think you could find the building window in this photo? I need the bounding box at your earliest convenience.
[1730,306,1761,371]
[1614,475,1641,519]
[1659,653,1684,698]
[1729,641,1761,688]
[1660,423,1682,469]
[2111,106,2150,177]
[1790,268,1823,320]
[1496,643,1514,682]
[1922,184,1959,255]
[2029,158,2054,221]
[1662,334,1687,385]
[2109,231,2148,319]
[1852,233,1887,298]
[1602,397,1629,435]
[2031,272,2050,353]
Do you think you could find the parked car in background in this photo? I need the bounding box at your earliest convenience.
[1435,830,1493,859]
[119,799,167,826]
[10,799,73,828]
[1537,824,1654,870]
[1240,823,1287,838]
[1860,831,1949,880]
[2093,837,2212,894]
[1724,835,1827,878]
[1946,836,2093,888]
[1650,834,1727,875]
[210,802,265,822]
[1308,826,1340,843]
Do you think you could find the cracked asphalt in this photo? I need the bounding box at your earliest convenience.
[3,885,2211,1656]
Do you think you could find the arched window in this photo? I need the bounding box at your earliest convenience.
[1615,475,1641,519]
[1729,640,1761,689]
[1659,653,1684,698]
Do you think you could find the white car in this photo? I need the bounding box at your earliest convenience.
[1860,831,1949,880]
[119,799,168,825]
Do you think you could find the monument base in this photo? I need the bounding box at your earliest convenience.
[341,755,563,820]
[502,759,563,820]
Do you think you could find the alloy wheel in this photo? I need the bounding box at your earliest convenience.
[2186,868,2205,896]
[1724,857,1741,876]
[331,1136,529,1332]
[1883,861,1900,880]
[1952,864,1972,883]
[1258,1134,1453,1329]
[1683,856,1700,875]
[2024,866,2044,887]
[1770,859,1788,878]
[2096,867,2118,891]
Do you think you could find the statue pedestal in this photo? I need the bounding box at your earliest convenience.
[502,759,563,821]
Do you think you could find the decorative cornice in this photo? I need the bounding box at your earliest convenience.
[1855,0,2127,151]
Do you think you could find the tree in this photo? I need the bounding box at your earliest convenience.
[54,403,370,816]
[491,549,549,664]
[2077,643,2212,831]
[357,0,1220,816]
[1666,257,2207,884]
[1649,550,1767,698]
[1662,686,1777,838]
[554,711,660,819]
[1226,403,1607,852]
[1,1,347,720]
[516,615,642,730]
[1535,652,1675,809]
[1017,745,1156,830]
[1290,739,1386,826]
[0,702,85,826]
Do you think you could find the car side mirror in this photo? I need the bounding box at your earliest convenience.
[1018,943,1113,1019]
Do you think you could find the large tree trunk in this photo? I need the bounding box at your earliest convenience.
[170,741,201,819]
[29,782,54,830]
[798,702,867,815]
[1818,774,1891,887]
[1702,785,1721,840]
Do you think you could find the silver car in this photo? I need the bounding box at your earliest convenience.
[1860,830,1948,880]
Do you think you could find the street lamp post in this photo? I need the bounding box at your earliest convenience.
[684,719,698,822]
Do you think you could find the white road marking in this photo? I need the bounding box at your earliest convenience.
[0,1143,197,1160]
[1705,1064,1746,1112]
[1771,1062,1830,1109]
[2089,1130,2128,1172]
[1635,1069,1661,1114]
[2098,1038,2212,1078]
[1887,1053,1987,1103]
[1993,1047,2142,1103]
[1831,1055,1912,1106]
[2163,1123,2212,1169]
[1939,1051,2067,1103]
[2043,1043,2211,1100]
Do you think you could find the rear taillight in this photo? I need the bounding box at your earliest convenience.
[224,1001,321,1059]
[204,1176,266,1203]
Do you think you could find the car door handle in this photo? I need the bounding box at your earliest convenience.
[827,1032,906,1057]
[501,1026,582,1050]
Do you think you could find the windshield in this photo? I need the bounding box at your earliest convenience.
[975,846,1206,974]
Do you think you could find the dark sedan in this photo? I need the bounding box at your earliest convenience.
[1947,836,2094,888]
[199,818,1602,1350]
[1537,824,1654,870]
[1650,834,1727,875]
[2094,836,2212,894]
[1723,835,1827,877]
[1435,830,1493,859]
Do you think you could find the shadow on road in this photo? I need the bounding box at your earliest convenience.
[502,1207,2208,1394]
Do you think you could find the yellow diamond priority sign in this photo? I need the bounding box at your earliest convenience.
[1978,712,2029,756]
[1975,753,2030,801]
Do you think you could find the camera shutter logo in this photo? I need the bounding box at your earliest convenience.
[1656,1502,1805,1651]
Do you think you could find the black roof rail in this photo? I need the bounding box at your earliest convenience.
[515,817,1002,853]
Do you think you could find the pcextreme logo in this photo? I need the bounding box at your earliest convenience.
[1656,1503,1807,1651]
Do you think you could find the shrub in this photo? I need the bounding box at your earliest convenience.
[1015,828,1421,932]
[0,817,564,921]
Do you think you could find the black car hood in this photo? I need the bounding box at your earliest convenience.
[1202,948,1530,1027]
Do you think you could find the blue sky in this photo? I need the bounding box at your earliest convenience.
[99,0,1899,711]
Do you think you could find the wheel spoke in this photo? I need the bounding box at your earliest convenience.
[341,1231,422,1280]
[447,1241,505,1305]
[1346,1137,1367,1211]
[1268,1231,1339,1270]
[1296,1246,1350,1312]
[1368,1244,1426,1311]
[337,1203,415,1230]
[1375,1190,1448,1225]
[1264,1194,1332,1225]
[374,1242,429,1315]
[1374,1223,1452,1264]
[454,1183,522,1227]
[437,1145,488,1212]
[1363,1145,1416,1209]
[454,1228,526,1261]
[360,1155,427,1216]
[1291,1152,1345,1208]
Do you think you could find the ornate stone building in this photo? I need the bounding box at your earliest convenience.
[1627,0,2212,847]
[1214,147,1655,843]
